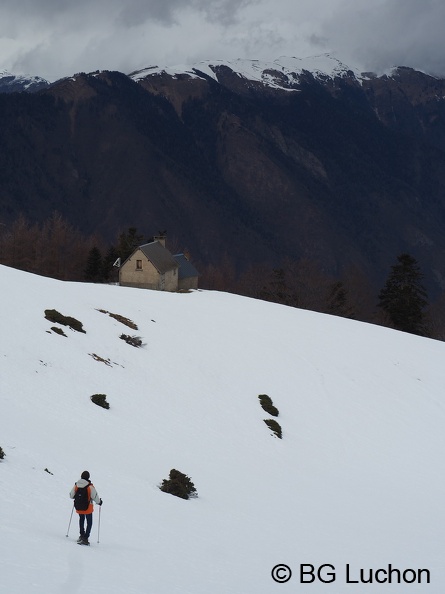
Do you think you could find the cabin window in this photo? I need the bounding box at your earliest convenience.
[136,260,143,270]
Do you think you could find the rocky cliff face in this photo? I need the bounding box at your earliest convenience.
[1,57,445,293]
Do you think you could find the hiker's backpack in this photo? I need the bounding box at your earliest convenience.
[74,483,91,511]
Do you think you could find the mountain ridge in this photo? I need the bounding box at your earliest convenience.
[1,55,445,297]
[3,53,443,91]
[0,69,50,93]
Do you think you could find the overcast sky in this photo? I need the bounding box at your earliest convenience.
[1,0,444,81]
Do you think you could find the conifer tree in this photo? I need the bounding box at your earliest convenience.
[102,245,120,282]
[378,253,429,336]
[84,246,104,282]
[117,227,145,262]
[327,280,355,319]
[259,268,299,307]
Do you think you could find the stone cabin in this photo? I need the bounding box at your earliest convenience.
[119,236,199,291]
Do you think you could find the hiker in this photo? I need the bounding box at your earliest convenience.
[69,470,102,545]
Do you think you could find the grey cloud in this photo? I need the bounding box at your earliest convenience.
[1,0,254,24]
[117,0,257,28]
[1,0,92,16]
[195,0,258,26]
[1,0,444,81]
[321,0,445,75]
[308,34,329,50]
[117,0,183,27]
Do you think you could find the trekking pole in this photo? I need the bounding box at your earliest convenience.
[66,505,74,537]
[97,505,101,544]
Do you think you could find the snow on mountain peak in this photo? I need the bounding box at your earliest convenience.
[129,53,364,90]
[0,69,15,80]
[0,70,50,91]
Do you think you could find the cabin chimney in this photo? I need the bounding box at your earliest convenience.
[153,234,166,248]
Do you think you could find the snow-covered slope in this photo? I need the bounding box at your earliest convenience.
[1,264,444,593]
[0,70,50,93]
[129,54,364,90]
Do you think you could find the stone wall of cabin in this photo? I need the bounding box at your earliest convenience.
[178,276,199,291]
[119,249,178,291]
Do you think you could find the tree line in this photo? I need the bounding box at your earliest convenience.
[200,253,441,339]
[0,214,152,284]
[0,213,97,282]
[0,213,442,340]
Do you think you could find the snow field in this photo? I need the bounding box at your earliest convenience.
[1,264,444,593]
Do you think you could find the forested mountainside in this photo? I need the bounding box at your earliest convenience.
[1,58,445,299]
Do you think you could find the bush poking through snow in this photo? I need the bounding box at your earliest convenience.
[90,394,110,409]
[258,394,279,417]
[51,326,67,337]
[264,419,282,439]
[120,334,143,348]
[159,469,197,500]
[44,309,86,333]
[0,446,5,460]
[98,309,138,330]
[90,353,112,366]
